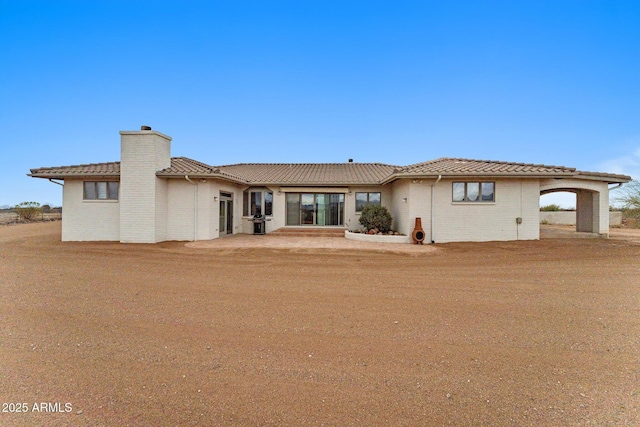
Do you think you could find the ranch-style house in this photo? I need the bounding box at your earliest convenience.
[29,127,631,243]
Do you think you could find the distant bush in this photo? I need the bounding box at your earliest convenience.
[540,204,562,212]
[14,202,42,221]
[359,204,393,233]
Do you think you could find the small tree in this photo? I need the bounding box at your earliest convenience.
[614,180,640,209]
[14,202,42,221]
[359,204,393,233]
[614,180,640,220]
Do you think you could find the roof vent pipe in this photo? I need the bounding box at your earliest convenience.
[141,125,152,131]
[348,159,353,163]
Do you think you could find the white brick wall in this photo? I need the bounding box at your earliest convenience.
[432,179,539,243]
[119,130,172,243]
[408,180,434,241]
[155,178,168,242]
[61,180,120,241]
[390,180,411,235]
[345,186,393,231]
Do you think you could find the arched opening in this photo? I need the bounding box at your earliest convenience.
[540,191,576,210]
[540,179,609,236]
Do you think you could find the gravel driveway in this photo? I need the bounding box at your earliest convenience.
[1,222,639,426]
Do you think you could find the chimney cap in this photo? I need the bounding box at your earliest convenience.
[141,125,152,131]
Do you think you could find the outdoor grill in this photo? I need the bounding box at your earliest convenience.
[251,214,266,235]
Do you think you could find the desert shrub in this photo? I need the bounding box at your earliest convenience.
[359,204,392,233]
[623,208,640,220]
[540,204,562,211]
[14,201,42,221]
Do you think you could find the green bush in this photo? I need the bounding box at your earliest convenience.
[540,204,562,211]
[14,201,42,221]
[359,204,393,233]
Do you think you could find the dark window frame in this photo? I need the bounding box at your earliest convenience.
[355,192,382,212]
[83,181,119,200]
[452,181,495,203]
[243,188,273,216]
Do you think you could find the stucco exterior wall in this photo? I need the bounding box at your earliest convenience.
[267,188,285,233]
[210,181,244,238]
[195,181,212,240]
[167,179,196,241]
[61,180,120,241]
[432,179,540,243]
[166,179,245,241]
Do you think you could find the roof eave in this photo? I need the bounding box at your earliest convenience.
[381,172,577,184]
[156,172,250,184]
[573,173,632,184]
[28,173,121,179]
[244,181,385,186]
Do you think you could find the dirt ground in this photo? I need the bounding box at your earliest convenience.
[1,222,639,426]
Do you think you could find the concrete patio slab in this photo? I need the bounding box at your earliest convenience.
[186,233,437,254]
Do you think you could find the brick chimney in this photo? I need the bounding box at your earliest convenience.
[119,126,172,243]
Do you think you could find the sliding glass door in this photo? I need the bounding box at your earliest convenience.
[286,194,301,226]
[285,193,344,226]
[300,194,315,225]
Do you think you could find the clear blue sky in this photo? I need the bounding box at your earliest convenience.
[1,0,639,208]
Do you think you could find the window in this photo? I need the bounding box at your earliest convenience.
[84,181,118,200]
[285,193,345,226]
[355,192,381,212]
[243,188,273,216]
[452,182,494,203]
[265,192,273,216]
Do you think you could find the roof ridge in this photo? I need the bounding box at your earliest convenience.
[216,162,398,167]
[444,157,576,170]
[400,157,577,172]
[171,156,214,169]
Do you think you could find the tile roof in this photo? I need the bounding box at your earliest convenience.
[395,157,576,175]
[29,161,121,177]
[213,163,397,185]
[157,157,250,183]
[29,156,631,184]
